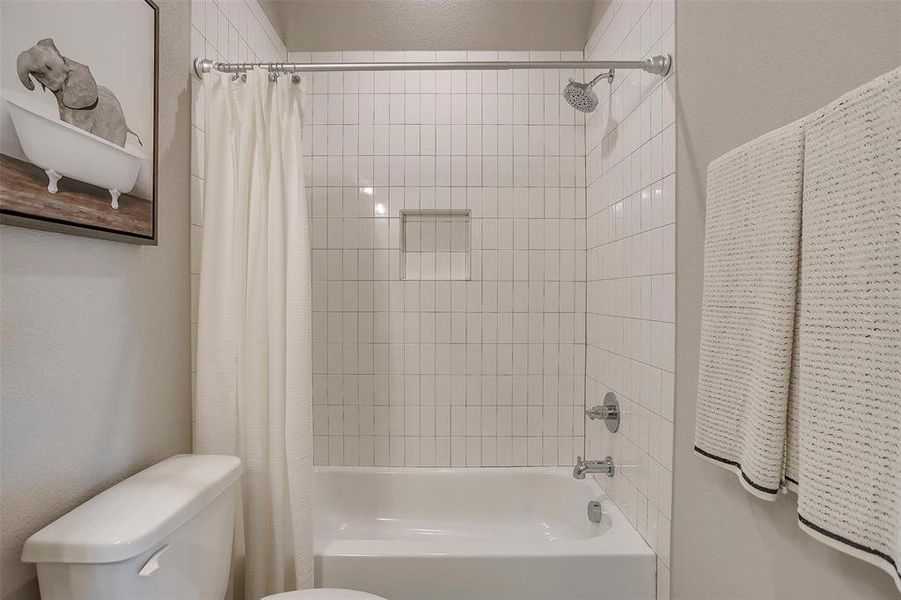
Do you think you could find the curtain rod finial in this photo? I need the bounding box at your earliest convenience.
[644,54,672,76]
[194,57,214,80]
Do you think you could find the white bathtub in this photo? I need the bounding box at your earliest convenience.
[3,93,144,209]
[313,467,656,600]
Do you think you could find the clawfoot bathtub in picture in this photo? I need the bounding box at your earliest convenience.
[4,94,144,208]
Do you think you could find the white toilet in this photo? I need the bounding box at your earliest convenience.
[21,454,384,600]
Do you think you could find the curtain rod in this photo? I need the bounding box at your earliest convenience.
[192,55,672,79]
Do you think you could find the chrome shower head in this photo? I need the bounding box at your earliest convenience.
[562,69,614,113]
[563,79,598,112]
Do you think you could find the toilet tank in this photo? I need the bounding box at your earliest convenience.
[22,454,242,600]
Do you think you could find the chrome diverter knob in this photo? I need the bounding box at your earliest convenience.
[585,392,620,433]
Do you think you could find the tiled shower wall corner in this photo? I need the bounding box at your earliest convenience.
[189,0,287,416]
[297,50,589,468]
[583,0,676,596]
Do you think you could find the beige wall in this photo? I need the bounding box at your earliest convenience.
[672,1,901,598]
[588,0,611,37]
[278,0,595,51]
[0,1,192,598]
[259,0,286,43]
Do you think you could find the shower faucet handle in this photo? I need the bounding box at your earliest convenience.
[585,392,620,433]
[585,405,617,420]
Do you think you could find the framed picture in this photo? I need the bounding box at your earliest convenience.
[0,0,159,245]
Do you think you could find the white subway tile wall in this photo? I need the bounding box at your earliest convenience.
[583,0,675,596]
[297,50,589,468]
[189,0,287,411]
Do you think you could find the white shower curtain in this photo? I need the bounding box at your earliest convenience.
[195,69,312,600]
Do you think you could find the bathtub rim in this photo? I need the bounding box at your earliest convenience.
[313,465,655,560]
[3,93,146,160]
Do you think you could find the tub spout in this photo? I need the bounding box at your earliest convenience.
[573,456,615,479]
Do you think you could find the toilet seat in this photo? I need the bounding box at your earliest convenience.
[262,589,385,600]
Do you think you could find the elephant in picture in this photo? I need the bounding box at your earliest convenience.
[17,38,139,147]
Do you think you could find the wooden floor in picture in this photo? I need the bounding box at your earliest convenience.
[0,154,152,237]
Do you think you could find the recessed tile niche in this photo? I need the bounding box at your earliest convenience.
[400,209,471,280]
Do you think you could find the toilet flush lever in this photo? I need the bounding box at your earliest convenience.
[138,545,170,577]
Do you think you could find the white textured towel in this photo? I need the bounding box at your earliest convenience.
[694,122,805,500]
[792,67,901,592]
[696,67,901,592]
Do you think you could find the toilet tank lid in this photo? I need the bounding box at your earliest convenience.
[21,454,242,565]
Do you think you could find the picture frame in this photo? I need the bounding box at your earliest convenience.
[0,0,159,245]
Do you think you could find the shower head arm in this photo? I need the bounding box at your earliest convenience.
[587,69,615,87]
